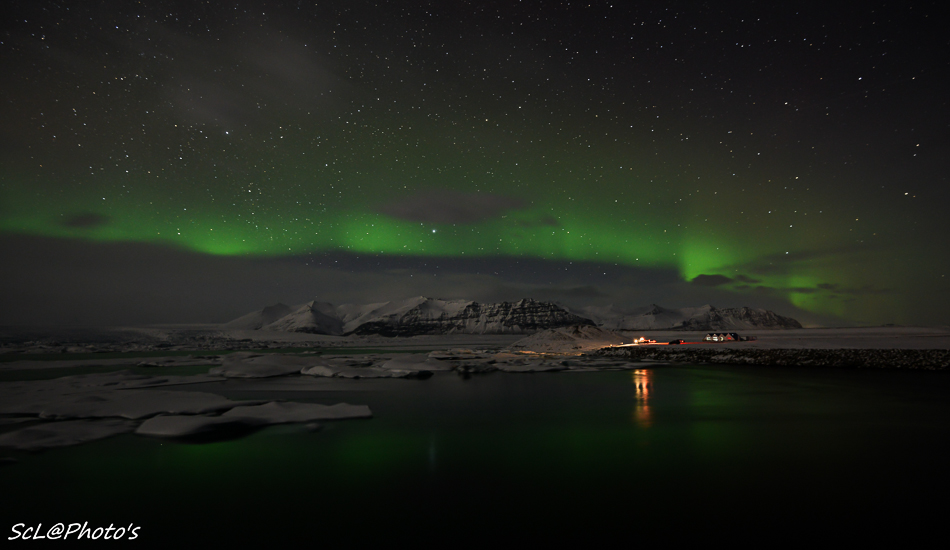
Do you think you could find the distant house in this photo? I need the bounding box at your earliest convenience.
[703,332,739,342]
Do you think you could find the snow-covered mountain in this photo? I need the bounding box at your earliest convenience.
[223,303,294,330]
[574,304,802,331]
[228,297,594,336]
[264,301,344,334]
[227,298,802,336]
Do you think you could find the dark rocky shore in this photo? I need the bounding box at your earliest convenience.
[597,346,950,371]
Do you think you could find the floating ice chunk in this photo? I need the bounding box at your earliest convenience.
[495,362,568,373]
[324,356,388,368]
[135,415,253,438]
[0,419,135,450]
[209,352,323,378]
[380,353,455,371]
[222,402,372,422]
[300,363,428,379]
[136,356,221,367]
[454,361,499,374]
[108,373,227,388]
[300,365,341,377]
[428,349,492,361]
[136,402,372,438]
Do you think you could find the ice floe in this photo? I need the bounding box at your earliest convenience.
[134,415,259,439]
[1,387,257,420]
[135,402,371,438]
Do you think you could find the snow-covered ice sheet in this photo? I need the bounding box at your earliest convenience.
[0,419,136,450]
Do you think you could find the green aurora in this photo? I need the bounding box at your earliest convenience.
[1,1,947,325]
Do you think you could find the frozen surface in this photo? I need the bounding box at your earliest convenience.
[0,355,221,371]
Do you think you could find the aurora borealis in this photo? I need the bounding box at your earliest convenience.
[1,0,948,326]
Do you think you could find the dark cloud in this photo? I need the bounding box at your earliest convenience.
[376,190,525,225]
[741,244,889,276]
[832,285,893,296]
[734,274,760,284]
[817,283,838,291]
[530,285,608,301]
[60,213,111,229]
[0,235,856,328]
[690,274,733,286]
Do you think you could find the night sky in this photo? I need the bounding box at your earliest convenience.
[1,0,948,327]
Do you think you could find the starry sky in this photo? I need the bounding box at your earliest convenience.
[1,0,948,327]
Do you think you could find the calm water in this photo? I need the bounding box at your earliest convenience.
[3,365,950,545]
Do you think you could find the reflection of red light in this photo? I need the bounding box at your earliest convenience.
[632,369,651,398]
[632,369,652,428]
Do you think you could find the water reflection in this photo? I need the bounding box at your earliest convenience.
[632,369,653,428]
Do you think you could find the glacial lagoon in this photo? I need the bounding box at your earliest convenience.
[3,364,950,545]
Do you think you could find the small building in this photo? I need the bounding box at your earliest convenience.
[703,332,739,342]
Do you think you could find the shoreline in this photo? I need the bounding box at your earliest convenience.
[598,346,950,370]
